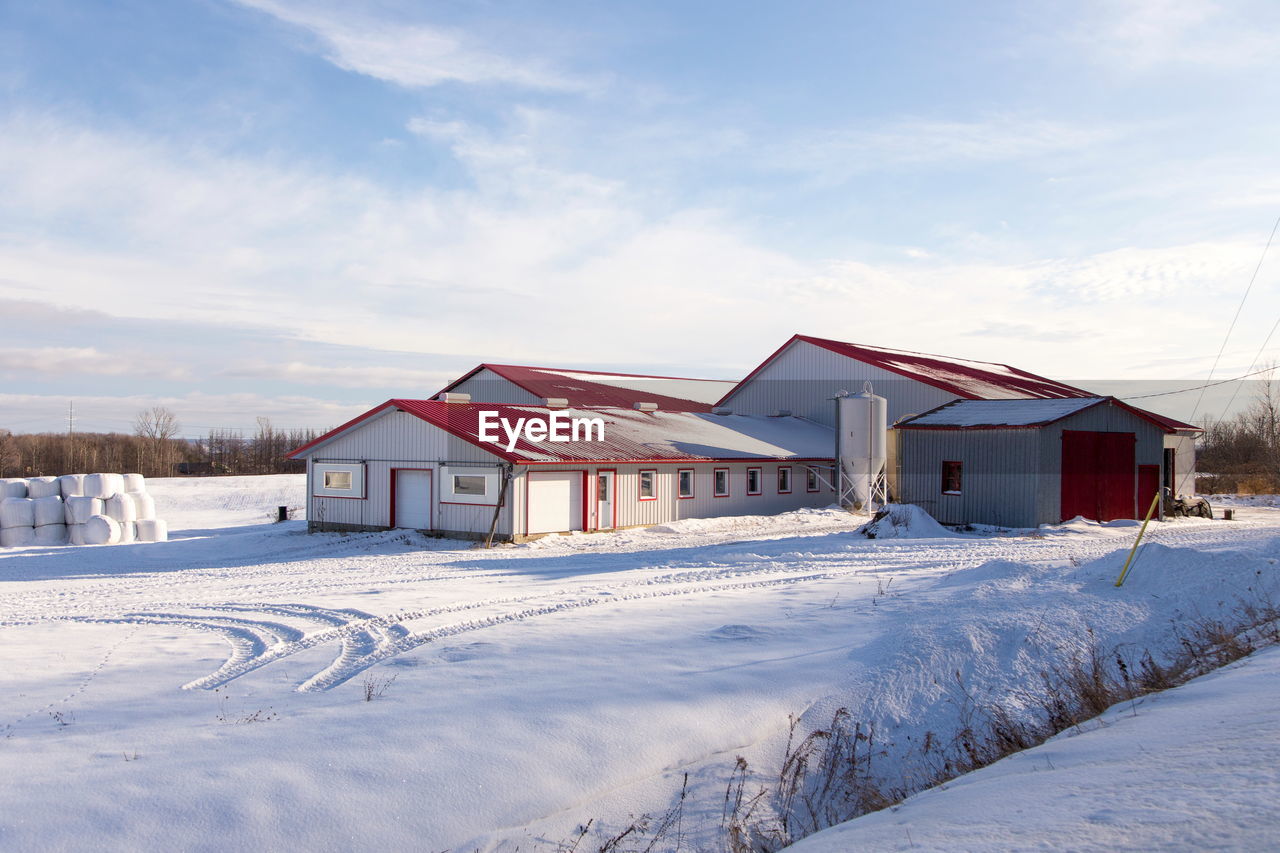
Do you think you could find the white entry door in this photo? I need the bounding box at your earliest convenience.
[394,469,432,529]
[527,471,583,535]
[596,471,615,530]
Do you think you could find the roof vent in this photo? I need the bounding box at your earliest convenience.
[544,397,569,409]
[769,409,792,417]
[712,406,733,416]
[437,392,471,403]
[633,401,659,412]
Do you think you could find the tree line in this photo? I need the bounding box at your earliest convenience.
[1195,375,1280,494]
[0,407,321,479]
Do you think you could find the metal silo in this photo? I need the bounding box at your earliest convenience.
[836,383,888,511]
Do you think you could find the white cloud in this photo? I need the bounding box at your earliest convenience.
[1075,0,1280,70]
[222,361,456,390]
[0,347,188,379]
[235,0,596,92]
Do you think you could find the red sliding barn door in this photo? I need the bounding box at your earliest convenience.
[1061,430,1136,522]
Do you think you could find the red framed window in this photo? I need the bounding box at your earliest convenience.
[713,468,730,497]
[942,460,962,495]
[746,467,762,495]
[677,468,694,499]
[806,466,820,492]
[639,469,657,500]
[777,466,792,494]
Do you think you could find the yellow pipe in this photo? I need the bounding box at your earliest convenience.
[1115,492,1162,587]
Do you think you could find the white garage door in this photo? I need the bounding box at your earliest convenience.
[527,471,583,535]
[394,469,432,529]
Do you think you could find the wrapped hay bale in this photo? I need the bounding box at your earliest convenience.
[68,524,87,546]
[83,515,121,546]
[122,473,146,493]
[104,493,137,524]
[34,523,68,545]
[58,474,85,499]
[1,478,28,499]
[117,521,136,544]
[32,495,65,527]
[66,496,104,525]
[1,497,35,529]
[83,473,124,499]
[136,518,168,543]
[26,477,60,499]
[1,526,35,547]
[128,491,156,521]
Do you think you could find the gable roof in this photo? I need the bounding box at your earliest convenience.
[895,396,1191,433]
[290,399,834,464]
[721,334,1095,404]
[441,363,735,412]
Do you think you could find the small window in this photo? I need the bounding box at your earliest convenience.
[942,461,963,495]
[714,468,729,497]
[777,466,792,494]
[639,469,657,500]
[746,467,762,495]
[324,471,352,490]
[678,469,694,499]
[453,475,487,497]
[806,467,820,492]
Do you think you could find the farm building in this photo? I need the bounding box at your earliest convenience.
[894,397,1174,528]
[439,363,735,411]
[288,398,836,541]
[717,334,1200,499]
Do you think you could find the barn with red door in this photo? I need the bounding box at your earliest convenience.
[893,397,1171,528]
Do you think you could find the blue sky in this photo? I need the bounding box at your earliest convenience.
[2,0,1279,435]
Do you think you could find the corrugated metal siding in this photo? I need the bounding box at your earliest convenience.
[450,369,542,404]
[511,461,837,535]
[722,340,958,426]
[306,411,511,535]
[1036,405,1164,524]
[898,429,1041,527]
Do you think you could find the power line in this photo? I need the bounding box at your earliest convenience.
[1119,364,1278,401]
[1189,212,1280,423]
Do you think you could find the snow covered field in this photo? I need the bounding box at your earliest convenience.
[1,475,1278,850]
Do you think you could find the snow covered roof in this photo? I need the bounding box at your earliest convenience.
[896,396,1190,432]
[291,400,835,464]
[441,364,735,412]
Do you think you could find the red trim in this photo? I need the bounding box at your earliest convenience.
[520,456,835,465]
[594,469,617,530]
[677,468,695,499]
[311,462,367,499]
[439,500,499,507]
[746,466,762,496]
[777,465,792,494]
[439,363,732,413]
[289,401,398,458]
[638,469,658,501]
[941,460,962,496]
[390,467,433,530]
[713,467,730,497]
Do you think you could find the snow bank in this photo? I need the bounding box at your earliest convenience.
[858,503,958,539]
[0,497,35,528]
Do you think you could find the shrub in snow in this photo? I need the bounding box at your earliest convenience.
[58,474,85,499]
[859,504,958,539]
[34,523,68,545]
[0,478,28,499]
[0,526,35,547]
[66,496,104,525]
[136,519,168,543]
[0,497,36,529]
[26,476,60,499]
[32,496,64,527]
[83,515,121,546]
[104,493,137,524]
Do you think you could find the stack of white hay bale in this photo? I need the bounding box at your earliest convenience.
[0,473,168,548]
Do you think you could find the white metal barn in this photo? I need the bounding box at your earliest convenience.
[288,398,836,541]
[717,334,1200,500]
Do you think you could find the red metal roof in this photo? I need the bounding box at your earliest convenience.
[291,399,834,464]
[441,363,734,412]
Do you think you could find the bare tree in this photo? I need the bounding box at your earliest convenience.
[134,406,181,476]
